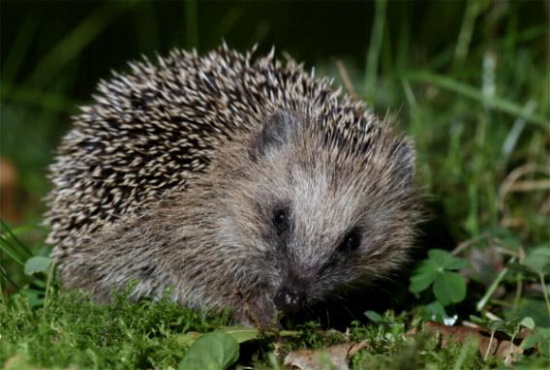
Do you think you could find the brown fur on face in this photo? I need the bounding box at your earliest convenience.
[61,109,421,327]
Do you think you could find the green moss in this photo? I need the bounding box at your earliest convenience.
[0,291,231,369]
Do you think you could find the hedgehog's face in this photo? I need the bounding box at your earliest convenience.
[224,111,419,319]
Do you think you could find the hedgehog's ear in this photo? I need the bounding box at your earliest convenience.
[250,111,297,161]
[394,139,416,187]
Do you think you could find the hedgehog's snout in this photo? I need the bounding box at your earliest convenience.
[273,272,310,314]
[274,285,306,314]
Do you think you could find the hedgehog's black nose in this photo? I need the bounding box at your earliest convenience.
[274,286,306,314]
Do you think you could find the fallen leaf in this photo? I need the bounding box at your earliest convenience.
[418,322,528,365]
[283,341,367,370]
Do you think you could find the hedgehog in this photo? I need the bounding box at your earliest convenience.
[46,44,421,327]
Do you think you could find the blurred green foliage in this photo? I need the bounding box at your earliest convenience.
[1,0,547,235]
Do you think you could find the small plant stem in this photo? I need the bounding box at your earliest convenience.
[365,0,387,104]
[453,0,479,66]
[508,324,519,363]
[484,330,495,362]
[466,182,479,236]
[452,339,471,370]
[44,261,56,308]
[0,243,25,266]
[0,278,4,307]
[1,219,33,258]
[540,273,550,319]
[267,352,283,370]
[335,60,358,99]
[477,258,514,311]
[0,263,20,290]
[513,276,523,311]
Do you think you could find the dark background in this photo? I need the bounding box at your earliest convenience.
[1,0,548,241]
[2,1,545,103]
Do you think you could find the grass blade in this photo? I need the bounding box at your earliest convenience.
[405,71,549,128]
[0,219,32,260]
[1,15,38,87]
[22,1,138,90]
[364,0,387,104]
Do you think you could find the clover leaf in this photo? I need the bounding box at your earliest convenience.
[410,249,468,306]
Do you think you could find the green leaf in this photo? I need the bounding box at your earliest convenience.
[488,320,505,331]
[409,260,439,293]
[24,256,53,276]
[522,328,550,357]
[220,326,259,344]
[176,327,300,349]
[505,298,550,328]
[364,310,383,323]
[535,328,550,357]
[520,317,536,330]
[522,247,550,276]
[433,271,466,305]
[428,249,469,270]
[25,288,45,307]
[520,334,539,350]
[180,331,239,370]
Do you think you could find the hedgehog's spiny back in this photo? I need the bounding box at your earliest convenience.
[46,45,380,255]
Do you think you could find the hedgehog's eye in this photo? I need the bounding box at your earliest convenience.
[272,208,289,235]
[339,228,361,253]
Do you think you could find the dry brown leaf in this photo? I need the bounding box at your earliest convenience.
[284,341,367,370]
[420,322,526,365]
